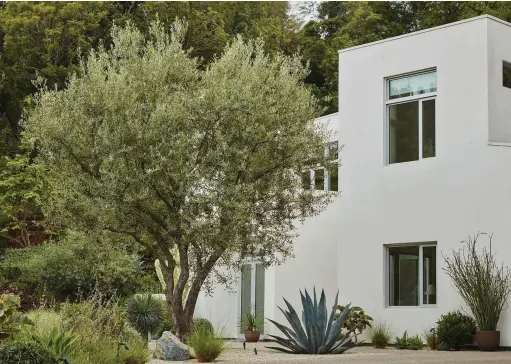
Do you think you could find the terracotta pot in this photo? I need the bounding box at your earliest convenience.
[244,330,260,342]
[476,330,500,351]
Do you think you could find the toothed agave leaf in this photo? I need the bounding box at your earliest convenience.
[266,287,355,354]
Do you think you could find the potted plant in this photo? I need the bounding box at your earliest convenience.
[443,232,511,351]
[239,313,264,342]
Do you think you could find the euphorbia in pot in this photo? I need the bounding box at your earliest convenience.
[239,313,264,342]
[443,232,511,351]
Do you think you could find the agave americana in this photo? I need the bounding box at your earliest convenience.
[266,287,355,354]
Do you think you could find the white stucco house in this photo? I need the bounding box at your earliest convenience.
[194,14,511,346]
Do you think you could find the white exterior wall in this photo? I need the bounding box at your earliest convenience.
[196,15,511,345]
[337,16,511,345]
[488,19,511,144]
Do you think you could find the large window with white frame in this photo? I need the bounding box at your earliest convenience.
[387,243,437,307]
[301,141,339,192]
[386,70,436,164]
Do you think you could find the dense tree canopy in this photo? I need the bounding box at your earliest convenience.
[24,20,333,337]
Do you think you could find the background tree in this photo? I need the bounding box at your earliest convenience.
[24,21,334,338]
[0,1,298,245]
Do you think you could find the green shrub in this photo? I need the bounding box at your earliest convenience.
[0,231,142,301]
[126,294,165,339]
[436,311,476,350]
[407,335,423,350]
[0,341,58,364]
[395,331,409,350]
[192,317,214,335]
[368,321,393,349]
[187,326,227,362]
[395,331,423,350]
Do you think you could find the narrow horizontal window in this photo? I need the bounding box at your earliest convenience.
[389,71,437,100]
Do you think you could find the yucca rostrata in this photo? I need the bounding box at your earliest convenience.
[266,288,355,354]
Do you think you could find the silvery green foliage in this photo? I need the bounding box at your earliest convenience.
[24,20,335,335]
[266,288,354,354]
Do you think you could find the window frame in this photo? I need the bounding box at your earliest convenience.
[325,141,339,192]
[385,70,437,165]
[385,242,437,308]
[503,61,511,89]
[302,141,339,192]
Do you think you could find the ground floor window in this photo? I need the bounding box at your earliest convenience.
[387,243,436,306]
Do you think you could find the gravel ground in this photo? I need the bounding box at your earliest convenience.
[149,341,511,364]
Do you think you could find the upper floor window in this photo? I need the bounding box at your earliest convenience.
[386,70,436,164]
[503,61,511,89]
[301,141,339,192]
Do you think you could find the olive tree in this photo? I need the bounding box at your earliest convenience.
[24,20,335,338]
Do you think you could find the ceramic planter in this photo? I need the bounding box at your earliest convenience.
[476,330,500,351]
[244,330,260,342]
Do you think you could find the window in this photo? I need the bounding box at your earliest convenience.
[387,243,436,307]
[302,141,339,192]
[503,61,511,89]
[387,71,436,164]
[314,169,324,190]
[328,141,339,160]
[327,163,338,192]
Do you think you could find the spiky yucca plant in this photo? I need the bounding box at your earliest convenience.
[126,294,164,340]
[266,288,354,354]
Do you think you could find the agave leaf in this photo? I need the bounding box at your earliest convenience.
[282,298,311,351]
[276,306,308,346]
[265,334,305,353]
[266,316,302,347]
[323,290,339,344]
[316,290,327,346]
[331,330,355,352]
[325,304,351,350]
[304,289,314,350]
[332,346,351,354]
[299,290,312,345]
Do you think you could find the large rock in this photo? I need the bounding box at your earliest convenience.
[154,331,192,361]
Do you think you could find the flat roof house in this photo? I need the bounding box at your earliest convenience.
[195,15,511,345]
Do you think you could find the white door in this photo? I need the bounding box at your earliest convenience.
[239,262,265,336]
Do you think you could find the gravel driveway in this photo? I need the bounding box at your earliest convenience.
[149,341,511,364]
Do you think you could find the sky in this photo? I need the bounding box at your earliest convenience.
[288,1,321,26]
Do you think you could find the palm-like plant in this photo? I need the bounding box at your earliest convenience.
[126,294,165,340]
[266,288,354,354]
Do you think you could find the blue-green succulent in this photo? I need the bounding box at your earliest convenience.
[266,288,355,354]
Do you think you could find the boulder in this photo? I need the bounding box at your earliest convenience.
[154,331,192,361]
